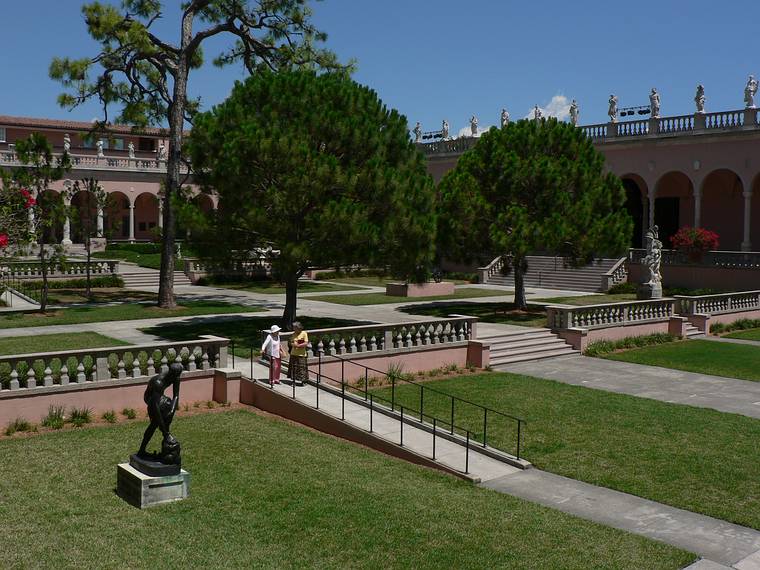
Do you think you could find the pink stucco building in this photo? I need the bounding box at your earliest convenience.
[0,115,212,244]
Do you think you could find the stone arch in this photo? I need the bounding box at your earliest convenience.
[751,172,760,250]
[700,169,744,251]
[37,189,64,245]
[104,191,131,240]
[134,193,160,241]
[620,173,648,248]
[193,193,215,214]
[654,171,694,247]
[70,188,98,243]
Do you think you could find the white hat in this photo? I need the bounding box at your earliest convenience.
[270,325,281,333]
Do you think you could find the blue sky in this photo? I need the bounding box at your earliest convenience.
[1,0,758,135]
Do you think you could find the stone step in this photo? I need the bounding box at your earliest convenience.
[489,336,568,352]
[480,329,554,341]
[491,347,580,366]
[491,341,575,358]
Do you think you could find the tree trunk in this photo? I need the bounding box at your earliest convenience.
[513,256,528,310]
[157,13,193,309]
[85,193,91,299]
[38,239,48,312]
[282,272,299,330]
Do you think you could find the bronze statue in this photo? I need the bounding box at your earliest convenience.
[130,363,183,476]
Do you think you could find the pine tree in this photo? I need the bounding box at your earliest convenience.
[438,118,632,309]
[184,70,436,327]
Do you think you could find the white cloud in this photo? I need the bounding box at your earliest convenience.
[523,94,572,121]
[455,123,495,138]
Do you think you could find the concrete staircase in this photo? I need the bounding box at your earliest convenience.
[121,271,192,288]
[486,256,623,292]
[684,323,705,338]
[482,329,580,366]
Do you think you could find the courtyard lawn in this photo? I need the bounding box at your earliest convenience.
[0,301,262,330]
[142,315,368,357]
[45,288,156,305]
[535,293,637,305]
[725,328,760,342]
[200,279,362,294]
[602,339,760,382]
[400,301,547,327]
[324,275,472,287]
[92,249,170,270]
[0,410,694,569]
[308,288,511,306]
[0,332,128,355]
[375,372,760,530]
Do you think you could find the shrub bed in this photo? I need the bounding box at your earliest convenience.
[710,318,760,335]
[584,333,677,356]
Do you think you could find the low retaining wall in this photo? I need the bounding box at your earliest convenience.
[557,317,687,352]
[629,263,760,291]
[385,282,456,297]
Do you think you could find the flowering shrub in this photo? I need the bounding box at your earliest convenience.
[670,226,719,253]
[0,183,36,250]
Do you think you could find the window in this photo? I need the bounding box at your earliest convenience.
[138,138,156,152]
[0,127,6,142]
[112,138,124,150]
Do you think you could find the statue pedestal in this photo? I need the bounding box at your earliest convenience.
[117,463,190,508]
[637,283,662,300]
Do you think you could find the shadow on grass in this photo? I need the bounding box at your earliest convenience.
[399,301,547,327]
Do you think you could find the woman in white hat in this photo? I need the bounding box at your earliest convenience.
[261,325,284,386]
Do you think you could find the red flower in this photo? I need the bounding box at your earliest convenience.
[0,234,8,248]
[20,188,35,208]
[670,226,719,252]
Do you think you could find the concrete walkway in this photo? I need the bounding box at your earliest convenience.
[499,355,760,421]
[483,470,760,569]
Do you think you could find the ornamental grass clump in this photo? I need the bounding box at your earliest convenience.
[69,407,92,427]
[41,405,66,430]
[5,418,35,436]
[711,318,760,335]
[101,410,117,424]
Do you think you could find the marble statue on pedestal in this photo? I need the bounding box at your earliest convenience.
[745,75,758,109]
[695,85,706,113]
[608,95,618,123]
[638,225,663,299]
[128,141,135,159]
[569,99,579,125]
[470,115,478,137]
[649,88,661,118]
[413,122,422,143]
[63,133,71,153]
[533,105,543,121]
[157,142,167,161]
[500,108,510,128]
[441,120,449,140]
[96,139,105,158]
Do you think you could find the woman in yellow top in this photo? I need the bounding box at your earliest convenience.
[289,321,309,386]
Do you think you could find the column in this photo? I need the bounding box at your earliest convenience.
[128,203,135,243]
[157,200,163,229]
[641,194,649,244]
[96,206,104,238]
[693,188,702,228]
[742,191,753,251]
[648,188,656,229]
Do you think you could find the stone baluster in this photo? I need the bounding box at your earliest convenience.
[60,363,70,386]
[117,357,126,379]
[43,366,53,387]
[161,355,169,373]
[188,351,197,371]
[147,356,156,375]
[27,365,36,389]
[77,361,86,383]
[10,367,19,390]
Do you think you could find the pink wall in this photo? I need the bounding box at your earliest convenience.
[557,319,685,352]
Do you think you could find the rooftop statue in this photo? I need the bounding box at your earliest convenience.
[745,75,758,109]
[441,119,449,140]
[412,121,422,143]
[470,115,478,137]
[63,133,71,153]
[500,108,510,128]
[128,141,135,159]
[569,99,579,126]
[695,84,706,114]
[157,142,168,161]
[608,95,618,123]
[96,139,105,158]
[533,105,543,121]
[649,88,661,118]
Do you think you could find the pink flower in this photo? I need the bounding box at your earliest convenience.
[0,234,8,248]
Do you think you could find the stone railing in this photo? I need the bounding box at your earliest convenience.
[547,299,676,330]
[617,119,649,137]
[0,259,120,279]
[0,150,190,175]
[416,137,478,155]
[580,123,608,139]
[272,317,478,358]
[600,257,628,291]
[477,255,506,284]
[704,109,744,130]
[658,114,694,133]
[629,249,760,269]
[675,290,760,316]
[0,336,228,392]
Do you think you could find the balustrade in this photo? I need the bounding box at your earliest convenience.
[658,114,693,134]
[547,299,676,330]
[617,120,649,137]
[275,317,477,359]
[0,150,189,174]
[581,124,607,139]
[629,248,760,269]
[0,336,228,392]
[675,290,760,316]
[704,109,744,130]
[0,259,120,279]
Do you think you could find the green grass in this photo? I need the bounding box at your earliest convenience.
[725,328,760,341]
[0,301,262,330]
[0,332,128,356]
[401,301,547,327]
[602,339,760,382]
[308,288,511,306]
[0,410,693,569]
[200,279,362,294]
[92,249,169,270]
[325,275,471,287]
[45,288,156,305]
[375,372,760,530]
[142,315,368,358]
[535,293,637,306]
